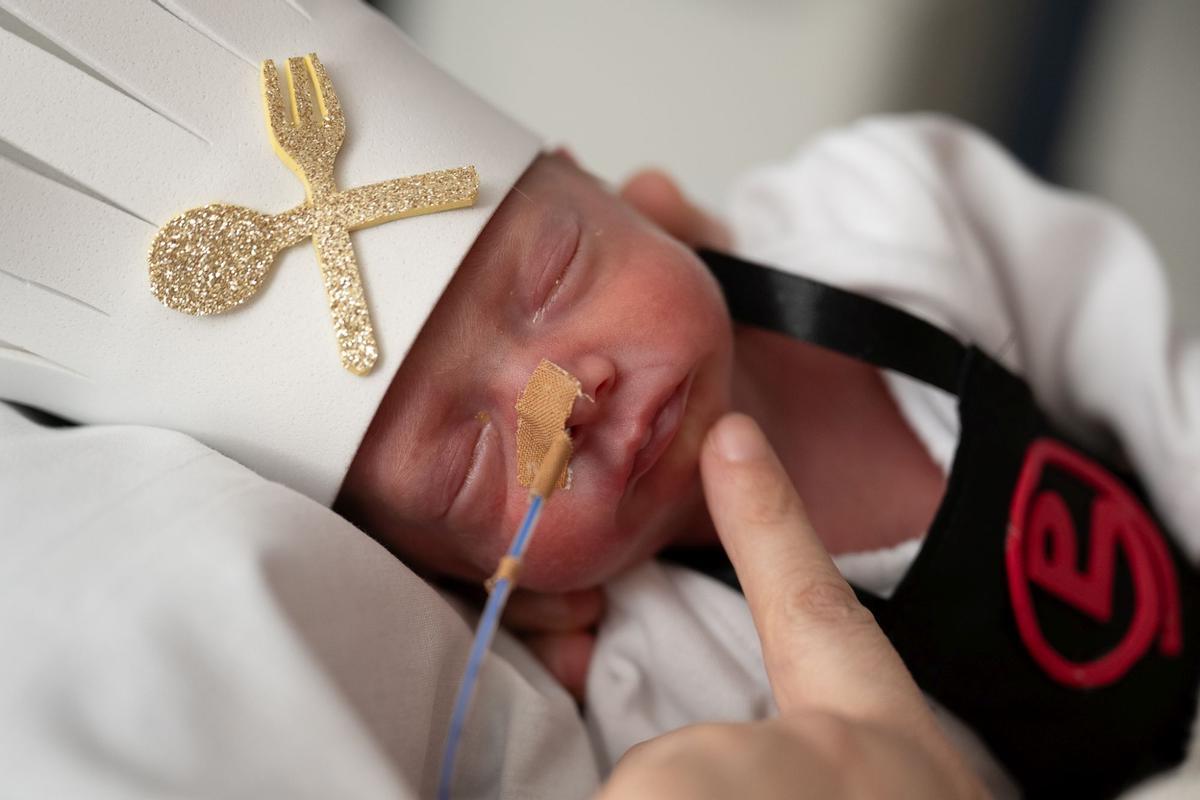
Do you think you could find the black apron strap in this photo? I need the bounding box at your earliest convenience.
[699,249,969,396]
[697,247,961,616]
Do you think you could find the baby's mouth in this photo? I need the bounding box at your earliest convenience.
[628,374,692,489]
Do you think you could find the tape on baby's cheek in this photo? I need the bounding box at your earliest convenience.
[515,359,581,489]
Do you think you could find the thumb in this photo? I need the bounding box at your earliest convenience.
[700,414,939,735]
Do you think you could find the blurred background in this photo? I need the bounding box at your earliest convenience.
[375,0,1199,332]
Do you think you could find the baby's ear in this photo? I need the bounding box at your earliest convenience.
[620,169,731,251]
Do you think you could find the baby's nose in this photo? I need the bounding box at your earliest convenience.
[565,354,615,428]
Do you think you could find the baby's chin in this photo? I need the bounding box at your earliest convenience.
[504,513,668,592]
[496,474,705,592]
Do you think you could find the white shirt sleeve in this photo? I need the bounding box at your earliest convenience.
[0,403,598,800]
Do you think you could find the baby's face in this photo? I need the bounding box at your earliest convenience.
[338,154,733,591]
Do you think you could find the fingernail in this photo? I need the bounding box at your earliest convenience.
[710,414,767,463]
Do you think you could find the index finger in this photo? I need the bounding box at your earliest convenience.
[700,414,933,730]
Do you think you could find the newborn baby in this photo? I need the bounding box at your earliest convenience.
[335,150,945,597]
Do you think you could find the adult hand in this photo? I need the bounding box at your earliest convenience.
[598,414,985,799]
[620,168,732,252]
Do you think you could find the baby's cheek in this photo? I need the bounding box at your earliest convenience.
[636,244,725,336]
[508,488,618,586]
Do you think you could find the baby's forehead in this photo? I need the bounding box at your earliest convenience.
[365,153,639,489]
[411,168,598,332]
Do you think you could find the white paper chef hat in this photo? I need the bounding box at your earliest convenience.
[0,0,541,503]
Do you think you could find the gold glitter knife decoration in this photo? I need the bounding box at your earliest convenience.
[148,54,479,375]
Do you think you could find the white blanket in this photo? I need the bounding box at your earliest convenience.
[0,403,597,799]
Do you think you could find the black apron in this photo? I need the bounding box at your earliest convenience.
[665,250,1200,799]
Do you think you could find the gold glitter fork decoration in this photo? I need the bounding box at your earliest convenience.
[148,53,479,375]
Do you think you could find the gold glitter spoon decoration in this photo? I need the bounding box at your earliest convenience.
[148,53,479,375]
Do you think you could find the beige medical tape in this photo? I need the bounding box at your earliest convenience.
[485,555,522,592]
[515,359,580,490]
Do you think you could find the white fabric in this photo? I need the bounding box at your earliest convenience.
[585,115,1200,797]
[0,0,541,504]
[586,561,775,765]
[0,401,598,799]
[831,537,923,599]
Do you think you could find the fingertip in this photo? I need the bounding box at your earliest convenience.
[549,145,579,167]
[619,169,733,250]
[701,414,796,539]
[706,413,769,464]
[619,168,682,212]
[701,413,764,500]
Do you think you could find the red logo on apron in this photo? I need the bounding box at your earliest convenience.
[1006,438,1181,688]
